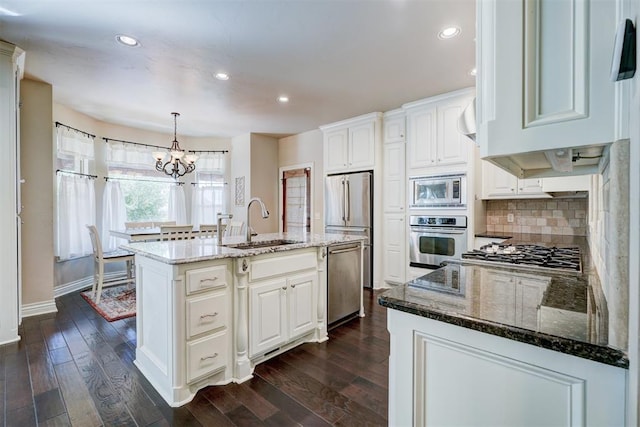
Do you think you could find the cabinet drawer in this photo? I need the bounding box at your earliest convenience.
[186,265,227,295]
[186,331,227,383]
[187,292,227,338]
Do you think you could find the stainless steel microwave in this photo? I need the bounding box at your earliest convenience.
[409,173,466,208]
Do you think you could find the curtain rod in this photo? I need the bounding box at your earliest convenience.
[102,137,228,154]
[105,176,185,185]
[56,169,98,179]
[191,182,228,186]
[55,122,96,139]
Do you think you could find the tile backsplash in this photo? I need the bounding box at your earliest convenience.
[486,198,588,236]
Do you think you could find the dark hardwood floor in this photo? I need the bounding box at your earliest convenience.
[2,288,389,426]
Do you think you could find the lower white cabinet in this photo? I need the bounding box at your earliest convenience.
[388,309,627,426]
[249,272,318,358]
[383,213,406,285]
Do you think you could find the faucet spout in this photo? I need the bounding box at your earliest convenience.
[247,197,269,243]
[216,212,233,245]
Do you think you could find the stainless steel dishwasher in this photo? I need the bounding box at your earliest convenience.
[327,242,362,327]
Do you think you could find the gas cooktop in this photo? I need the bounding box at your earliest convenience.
[462,243,582,274]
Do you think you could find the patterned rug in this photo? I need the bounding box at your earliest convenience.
[81,283,136,321]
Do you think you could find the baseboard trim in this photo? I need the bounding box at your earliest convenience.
[54,272,127,298]
[21,300,58,318]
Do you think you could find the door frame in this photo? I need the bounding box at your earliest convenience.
[279,162,314,234]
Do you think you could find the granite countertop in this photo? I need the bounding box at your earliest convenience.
[379,233,629,369]
[121,232,364,264]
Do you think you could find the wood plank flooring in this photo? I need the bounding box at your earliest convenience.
[1,288,389,426]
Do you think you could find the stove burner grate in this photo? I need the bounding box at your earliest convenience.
[462,244,581,272]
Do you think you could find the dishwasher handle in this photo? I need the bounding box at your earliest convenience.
[328,244,361,255]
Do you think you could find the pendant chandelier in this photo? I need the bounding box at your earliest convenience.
[152,112,197,179]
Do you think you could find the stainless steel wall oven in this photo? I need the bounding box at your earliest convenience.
[409,215,468,269]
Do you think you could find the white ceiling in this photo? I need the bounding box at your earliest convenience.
[0,0,476,138]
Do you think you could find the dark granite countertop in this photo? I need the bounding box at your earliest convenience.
[379,234,629,369]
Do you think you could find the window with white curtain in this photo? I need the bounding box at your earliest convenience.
[55,125,96,260]
[191,152,227,229]
[106,141,177,223]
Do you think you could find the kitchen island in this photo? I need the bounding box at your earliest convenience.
[379,234,628,426]
[122,232,364,407]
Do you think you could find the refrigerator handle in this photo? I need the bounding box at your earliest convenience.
[341,178,346,221]
[345,178,351,222]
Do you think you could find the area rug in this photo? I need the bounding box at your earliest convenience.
[81,283,136,321]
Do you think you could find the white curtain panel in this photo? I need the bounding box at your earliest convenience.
[55,174,96,260]
[168,185,187,225]
[56,127,95,159]
[191,185,225,229]
[101,181,127,252]
[106,142,157,170]
[196,152,225,173]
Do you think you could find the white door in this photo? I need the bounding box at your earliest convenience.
[436,100,469,166]
[287,272,317,340]
[249,278,287,357]
[383,142,406,212]
[324,129,349,172]
[482,161,517,198]
[383,213,406,284]
[407,107,437,170]
[349,122,375,170]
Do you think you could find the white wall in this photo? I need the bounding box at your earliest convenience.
[250,134,279,233]
[278,129,324,234]
[230,133,251,223]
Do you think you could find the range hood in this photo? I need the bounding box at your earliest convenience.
[458,97,610,179]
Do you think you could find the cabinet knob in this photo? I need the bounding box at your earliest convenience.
[510,188,515,192]
[282,286,287,290]
[291,284,296,288]
[400,134,404,138]
[400,207,403,210]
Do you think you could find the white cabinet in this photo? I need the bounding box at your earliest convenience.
[382,214,406,285]
[405,89,474,172]
[321,113,382,173]
[0,42,23,346]
[482,161,548,199]
[248,271,318,358]
[383,114,406,143]
[383,142,405,212]
[388,309,627,426]
[476,0,620,171]
[134,257,233,407]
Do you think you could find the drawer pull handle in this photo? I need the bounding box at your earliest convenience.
[200,353,218,361]
[281,286,287,290]
[291,284,296,288]
[200,312,218,319]
[200,277,218,286]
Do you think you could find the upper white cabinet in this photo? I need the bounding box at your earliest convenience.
[482,161,547,199]
[384,113,406,144]
[383,110,406,213]
[482,160,592,199]
[321,112,382,174]
[476,0,621,176]
[404,88,475,172]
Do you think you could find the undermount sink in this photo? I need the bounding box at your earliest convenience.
[224,239,303,250]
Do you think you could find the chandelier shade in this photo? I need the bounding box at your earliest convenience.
[154,112,197,179]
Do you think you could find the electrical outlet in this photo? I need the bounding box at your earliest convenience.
[507,213,515,223]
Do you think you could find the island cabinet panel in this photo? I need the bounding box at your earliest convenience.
[249,278,288,357]
[388,309,626,426]
[134,256,234,407]
[247,253,319,359]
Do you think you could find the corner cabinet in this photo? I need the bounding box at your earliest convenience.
[321,112,382,174]
[404,88,475,173]
[388,309,626,426]
[476,0,621,160]
[0,41,24,346]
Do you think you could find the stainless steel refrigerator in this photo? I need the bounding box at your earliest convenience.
[325,171,372,289]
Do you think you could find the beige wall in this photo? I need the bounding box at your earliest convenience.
[278,129,324,233]
[20,79,54,305]
[250,134,279,233]
[230,133,251,223]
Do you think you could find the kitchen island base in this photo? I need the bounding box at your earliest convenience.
[133,245,336,407]
[387,309,627,426]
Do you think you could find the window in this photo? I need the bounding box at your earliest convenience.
[191,171,226,228]
[55,125,96,260]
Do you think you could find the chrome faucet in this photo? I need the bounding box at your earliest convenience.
[216,212,233,245]
[246,197,269,243]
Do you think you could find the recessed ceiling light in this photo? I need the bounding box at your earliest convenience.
[438,26,461,40]
[215,72,230,81]
[469,68,477,76]
[277,95,289,103]
[116,34,140,47]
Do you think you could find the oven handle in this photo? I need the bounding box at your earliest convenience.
[410,228,467,235]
